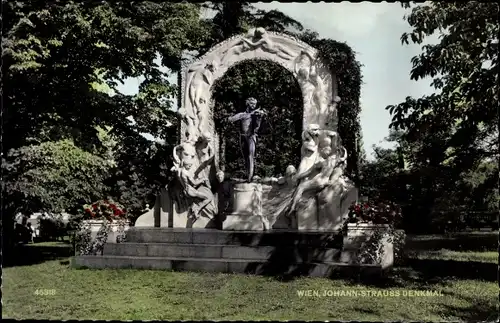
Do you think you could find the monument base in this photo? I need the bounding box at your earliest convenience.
[222,182,270,231]
[223,214,265,231]
[72,228,385,278]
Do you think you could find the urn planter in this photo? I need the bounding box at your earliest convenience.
[340,223,394,270]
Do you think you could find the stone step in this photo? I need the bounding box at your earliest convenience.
[103,242,341,262]
[125,228,343,248]
[71,255,382,278]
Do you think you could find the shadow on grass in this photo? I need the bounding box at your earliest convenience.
[228,231,497,285]
[344,258,497,289]
[437,290,499,322]
[4,243,73,268]
[405,232,498,251]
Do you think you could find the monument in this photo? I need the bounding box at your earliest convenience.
[72,28,395,278]
[133,27,356,231]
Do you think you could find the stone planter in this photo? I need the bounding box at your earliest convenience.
[340,223,394,270]
[82,219,130,243]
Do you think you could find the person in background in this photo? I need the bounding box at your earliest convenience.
[26,222,34,243]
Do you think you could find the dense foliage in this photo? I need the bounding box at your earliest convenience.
[2,1,207,259]
[3,1,206,212]
[213,60,303,178]
[381,2,499,232]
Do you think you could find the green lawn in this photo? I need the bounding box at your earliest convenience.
[3,242,498,321]
[407,249,498,263]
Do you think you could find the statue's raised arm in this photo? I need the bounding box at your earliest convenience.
[228,112,249,123]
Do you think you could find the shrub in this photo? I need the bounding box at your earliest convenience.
[38,216,68,241]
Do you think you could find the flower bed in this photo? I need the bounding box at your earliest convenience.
[83,200,128,222]
[345,200,402,226]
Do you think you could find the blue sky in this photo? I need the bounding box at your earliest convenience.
[117,2,439,159]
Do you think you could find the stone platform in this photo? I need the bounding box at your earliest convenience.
[71,228,384,278]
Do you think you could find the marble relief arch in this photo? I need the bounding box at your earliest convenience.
[178,27,342,168]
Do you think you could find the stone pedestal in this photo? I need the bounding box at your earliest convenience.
[82,220,130,243]
[340,223,394,270]
[171,200,189,228]
[223,182,268,231]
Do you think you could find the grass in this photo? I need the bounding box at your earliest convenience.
[407,249,498,263]
[29,240,71,247]
[405,232,498,251]
[3,241,498,321]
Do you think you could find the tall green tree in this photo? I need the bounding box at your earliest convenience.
[387,2,498,175]
[2,1,207,258]
[385,2,498,230]
[360,130,406,200]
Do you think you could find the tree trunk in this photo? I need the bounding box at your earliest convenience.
[2,208,16,265]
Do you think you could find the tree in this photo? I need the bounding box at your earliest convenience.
[2,1,207,258]
[385,2,499,230]
[2,139,114,215]
[387,2,498,173]
[361,139,399,199]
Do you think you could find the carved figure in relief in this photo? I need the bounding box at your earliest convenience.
[172,142,216,221]
[194,132,225,187]
[294,51,328,122]
[325,96,341,128]
[184,61,217,140]
[275,165,298,186]
[329,137,350,193]
[296,124,322,181]
[194,132,214,178]
[222,28,295,61]
[288,131,347,213]
[268,124,321,224]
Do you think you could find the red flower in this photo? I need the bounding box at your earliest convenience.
[92,203,98,210]
[110,204,117,210]
[364,203,370,209]
[84,208,91,214]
